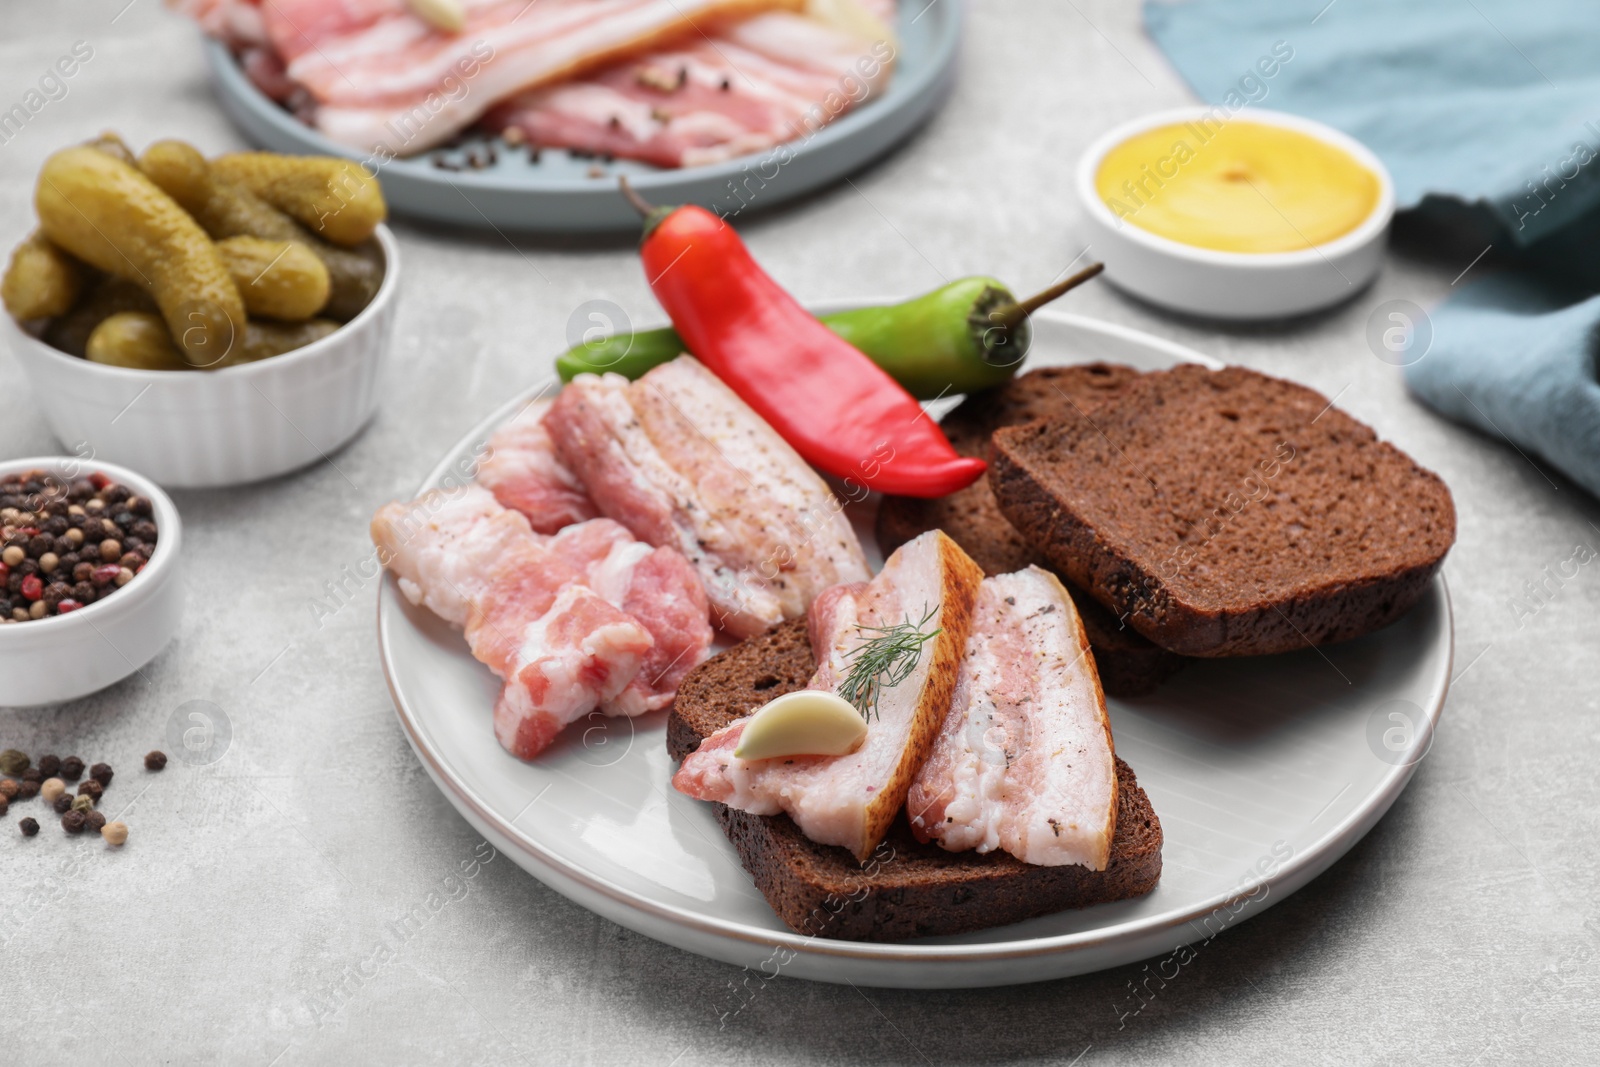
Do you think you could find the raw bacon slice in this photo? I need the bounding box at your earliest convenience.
[372,484,656,760]
[907,567,1117,870]
[672,530,983,860]
[248,0,807,155]
[484,10,895,168]
[545,519,714,714]
[477,397,599,533]
[545,356,870,640]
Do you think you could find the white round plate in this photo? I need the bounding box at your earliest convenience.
[376,308,1453,987]
[202,2,962,232]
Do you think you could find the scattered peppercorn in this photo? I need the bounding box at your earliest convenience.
[77,779,103,801]
[60,756,84,781]
[85,810,106,833]
[144,751,167,771]
[71,793,94,813]
[40,777,65,802]
[0,779,17,800]
[51,793,72,814]
[61,810,86,834]
[19,817,38,836]
[90,762,113,787]
[0,748,27,776]
[0,794,7,816]
[101,820,128,846]
[37,753,60,778]
[21,766,41,783]
[17,780,39,800]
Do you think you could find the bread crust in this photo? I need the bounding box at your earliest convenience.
[668,619,1163,941]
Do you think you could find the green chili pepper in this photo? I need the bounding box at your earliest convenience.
[554,265,1104,399]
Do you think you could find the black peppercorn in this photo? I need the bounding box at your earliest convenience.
[60,756,84,780]
[17,780,39,799]
[0,794,7,816]
[85,810,106,833]
[22,766,41,783]
[19,817,38,836]
[61,810,86,834]
[52,792,72,814]
[78,779,103,801]
[36,753,60,778]
[144,751,167,771]
[90,762,113,787]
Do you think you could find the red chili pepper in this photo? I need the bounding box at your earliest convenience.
[624,188,985,498]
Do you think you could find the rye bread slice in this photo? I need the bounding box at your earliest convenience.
[668,619,1164,941]
[990,364,1457,658]
[876,364,1185,696]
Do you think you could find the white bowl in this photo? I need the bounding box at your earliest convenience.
[0,457,183,707]
[3,226,400,489]
[1075,107,1394,320]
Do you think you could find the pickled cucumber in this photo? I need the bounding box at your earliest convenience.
[85,131,137,166]
[140,140,382,321]
[2,232,84,320]
[211,153,385,247]
[86,311,188,371]
[35,146,245,367]
[217,318,340,368]
[216,236,330,321]
[43,275,157,357]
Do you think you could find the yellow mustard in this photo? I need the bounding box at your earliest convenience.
[1096,120,1380,254]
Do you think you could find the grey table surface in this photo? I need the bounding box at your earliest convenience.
[2,2,1597,1064]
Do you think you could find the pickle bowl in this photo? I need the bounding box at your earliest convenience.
[2,225,400,489]
[1075,107,1394,320]
[0,456,183,707]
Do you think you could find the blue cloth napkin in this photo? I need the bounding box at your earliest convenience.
[1144,0,1600,494]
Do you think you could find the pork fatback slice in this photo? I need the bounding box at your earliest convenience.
[545,357,869,640]
[545,519,714,715]
[250,0,806,155]
[477,397,599,533]
[671,531,983,861]
[484,9,896,169]
[907,567,1117,869]
[371,485,652,760]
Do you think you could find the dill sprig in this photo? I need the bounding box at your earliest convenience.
[836,605,941,721]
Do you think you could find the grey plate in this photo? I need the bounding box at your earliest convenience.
[375,307,1454,987]
[202,2,963,233]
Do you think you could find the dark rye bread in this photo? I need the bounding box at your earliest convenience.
[667,619,1163,942]
[991,364,1457,658]
[876,364,1185,696]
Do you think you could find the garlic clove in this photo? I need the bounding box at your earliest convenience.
[734,690,867,761]
[408,0,467,34]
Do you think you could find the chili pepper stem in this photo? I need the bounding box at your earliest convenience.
[618,175,655,217]
[989,262,1106,333]
[618,176,680,241]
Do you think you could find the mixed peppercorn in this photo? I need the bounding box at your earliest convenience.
[0,469,158,622]
[3,747,162,845]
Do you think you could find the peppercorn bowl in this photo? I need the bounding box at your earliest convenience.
[0,457,183,707]
[2,226,399,489]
